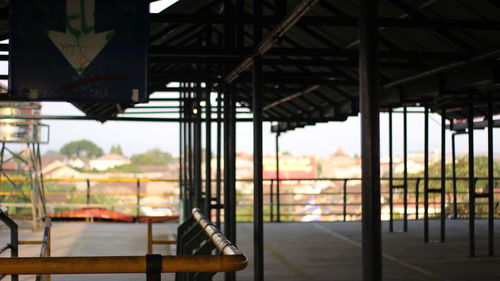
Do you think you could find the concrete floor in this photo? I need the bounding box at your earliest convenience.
[1,219,499,281]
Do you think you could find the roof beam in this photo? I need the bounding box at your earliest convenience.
[149,46,467,60]
[151,14,500,30]
[224,0,320,83]
[263,85,320,111]
[385,0,477,53]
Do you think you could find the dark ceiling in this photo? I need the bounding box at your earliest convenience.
[2,0,500,131]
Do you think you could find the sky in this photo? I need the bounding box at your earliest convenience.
[1,0,499,158]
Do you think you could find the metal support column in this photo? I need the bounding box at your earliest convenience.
[440,108,446,242]
[179,89,185,220]
[187,95,193,212]
[487,93,495,256]
[452,133,458,219]
[276,132,281,222]
[194,87,202,208]
[468,93,475,257]
[424,104,429,243]
[388,108,394,232]
[216,90,223,229]
[403,106,408,231]
[224,86,232,239]
[253,55,264,281]
[205,89,212,218]
[359,0,382,279]
[253,0,264,276]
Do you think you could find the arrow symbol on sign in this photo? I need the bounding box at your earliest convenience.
[48,0,115,75]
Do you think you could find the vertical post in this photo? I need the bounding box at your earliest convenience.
[253,0,264,273]
[223,9,237,281]
[403,106,408,231]
[136,179,141,220]
[388,108,393,232]
[205,89,212,219]
[195,89,202,208]
[216,91,223,229]
[487,92,494,257]
[468,93,475,257]
[86,179,91,205]
[415,178,420,220]
[452,133,458,219]
[147,219,153,254]
[424,105,429,243]
[276,132,281,222]
[270,179,274,222]
[179,91,184,219]
[184,90,190,217]
[8,213,18,281]
[343,179,348,222]
[359,0,382,279]
[253,55,264,281]
[440,108,446,242]
[187,98,193,212]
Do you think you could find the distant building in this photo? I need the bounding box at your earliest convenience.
[67,158,87,169]
[42,160,83,178]
[89,154,130,171]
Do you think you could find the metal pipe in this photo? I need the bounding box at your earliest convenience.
[136,179,141,219]
[452,133,458,219]
[468,93,475,257]
[0,256,247,274]
[224,86,231,240]
[253,47,264,281]
[424,105,429,243]
[359,0,382,279]
[270,180,274,222]
[229,84,237,244]
[403,106,408,231]
[86,179,91,205]
[194,89,202,207]
[205,89,212,218]
[187,99,193,212]
[487,93,494,257]
[415,178,420,220]
[179,90,184,219]
[440,108,446,242]
[343,179,348,222]
[276,132,281,222]
[388,108,393,232]
[216,91,223,229]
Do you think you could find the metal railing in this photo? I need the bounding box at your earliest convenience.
[1,177,180,218]
[231,176,500,222]
[176,208,248,281]
[2,176,498,222]
[0,208,247,281]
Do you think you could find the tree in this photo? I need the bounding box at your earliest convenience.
[60,140,103,158]
[110,144,124,156]
[131,148,175,166]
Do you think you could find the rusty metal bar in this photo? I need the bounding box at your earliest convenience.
[0,255,247,274]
